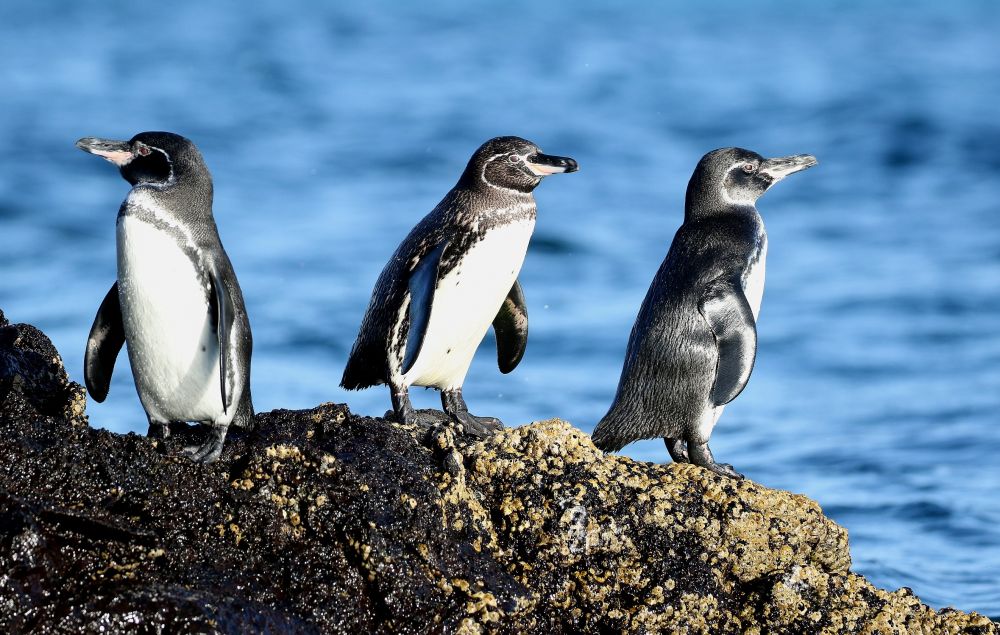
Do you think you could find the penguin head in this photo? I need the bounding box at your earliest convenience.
[461,136,578,194]
[76,131,209,188]
[686,147,817,216]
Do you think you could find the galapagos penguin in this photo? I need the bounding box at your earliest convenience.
[591,147,816,478]
[77,131,254,464]
[341,136,578,435]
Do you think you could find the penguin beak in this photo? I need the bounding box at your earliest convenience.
[526,153,579,176]
[759,154,818,182]
[76,137,134,166]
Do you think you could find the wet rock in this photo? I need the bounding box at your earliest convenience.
[0,309,995,634]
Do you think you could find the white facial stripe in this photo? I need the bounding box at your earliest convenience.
[150,146,177,185]
[479,151,538,192]
[721,161,763,206]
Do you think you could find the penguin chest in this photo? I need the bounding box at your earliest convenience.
[403,219,535,389]
[116,216,225,424]
[742,233,767,320]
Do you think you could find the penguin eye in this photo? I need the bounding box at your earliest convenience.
[742,162,757,174]
[136,145,151,157]
[507,154,520,164]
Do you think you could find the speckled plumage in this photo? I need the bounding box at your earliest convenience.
[341,187,536,390]
[341,136,577,434]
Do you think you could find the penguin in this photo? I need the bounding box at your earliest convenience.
[341,136,578,435]
[591,147,816,478]
[77,131,254,464]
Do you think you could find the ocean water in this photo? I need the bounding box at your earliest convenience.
[1,0,998,617]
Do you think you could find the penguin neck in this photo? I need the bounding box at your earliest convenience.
[437,185,536,229]
[684,195,759,224]
[130,172,215,223]
[453,174,535,206]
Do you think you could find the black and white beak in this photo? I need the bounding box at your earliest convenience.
[759,154,818,182]
[526,152,579,177]
[76,137,134,167]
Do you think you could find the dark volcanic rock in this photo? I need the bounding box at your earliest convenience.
[0,310,996,634]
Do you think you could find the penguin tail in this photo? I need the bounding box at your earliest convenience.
[339,369,363,390]
[590,411,630,453]
[340,352,380,391]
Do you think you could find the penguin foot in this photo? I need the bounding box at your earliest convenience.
[687,441,744,480]
[391,389,448,429]
[440,388,504,438]
[665,437,690,463]
[147,420,172,440]
[704,462,744,479]
[394,408,448,429]
[450,411,503,438]
[180,425,228,464]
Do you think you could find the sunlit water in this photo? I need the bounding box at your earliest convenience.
[1,1,998,617]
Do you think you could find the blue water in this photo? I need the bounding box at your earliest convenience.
[1,0,998,617]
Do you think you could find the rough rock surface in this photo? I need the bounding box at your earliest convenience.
[0,308,996,634]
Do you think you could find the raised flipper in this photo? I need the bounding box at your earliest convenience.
[209,264,237,414]
[698,275,758,406]
[401,240,448,375]
[492,280,528,374]
[84,282,126,403]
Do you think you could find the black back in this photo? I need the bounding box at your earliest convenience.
[592,149,767,449]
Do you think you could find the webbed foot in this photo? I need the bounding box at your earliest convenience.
[441,388,504,438]
[180,425,228,464]
[396,408,446,428]
[687,440,743,480]
[704,462,743,479]
[450,410,503,438]
[390,388,447,428]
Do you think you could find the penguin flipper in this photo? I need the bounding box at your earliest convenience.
[402,240,448,375]
[699,276,758,406]
[492,279,528,374]
[84,282,126,403]
[209,265,237,414]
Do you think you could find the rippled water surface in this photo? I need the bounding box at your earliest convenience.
[1,0,998,617]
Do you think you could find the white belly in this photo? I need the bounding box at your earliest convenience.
[117,215,228,424]
[743,235,767,320]
[403,219,534,389]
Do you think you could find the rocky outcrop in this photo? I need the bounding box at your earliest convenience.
[0,308,995,634]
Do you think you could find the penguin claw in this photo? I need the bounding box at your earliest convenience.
[687,442,743,479]
[451,411,504,438]
[180,426,228,464]
[706,463,744,480]
[394,408,448,429]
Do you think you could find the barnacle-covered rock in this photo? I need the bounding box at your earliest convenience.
[0,308,994,634]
